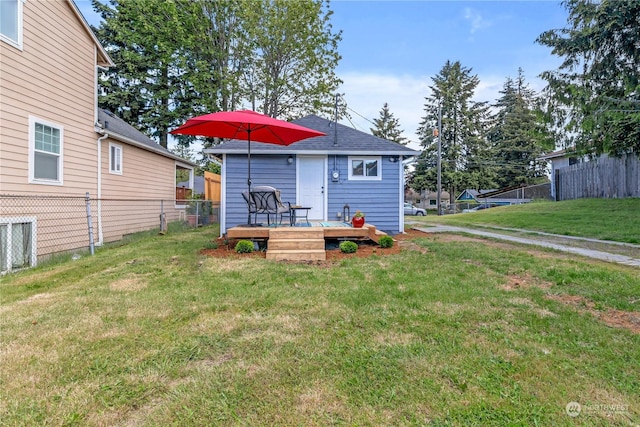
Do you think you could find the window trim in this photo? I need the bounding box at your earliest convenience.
[347,156,382,181]
[0,0,24,50]
[28,116,64,186]
[109,142,123,175]
[0,217,37,273]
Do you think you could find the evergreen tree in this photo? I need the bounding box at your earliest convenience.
[92,0,201,148]
[414,61,492,204]
[537,0,640,156]
[489,69,554,187]
[92,0,342,148]
[371,103,407,144]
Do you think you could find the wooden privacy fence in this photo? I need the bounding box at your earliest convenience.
[204,171,221,201]
[556,154,640,200]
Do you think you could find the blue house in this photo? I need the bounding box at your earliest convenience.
[205,115,419,236]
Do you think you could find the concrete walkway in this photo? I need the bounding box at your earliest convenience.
[411,224,640,268]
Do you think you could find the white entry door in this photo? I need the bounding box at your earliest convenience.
[297,156,326,220]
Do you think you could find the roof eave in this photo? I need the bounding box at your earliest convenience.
[97,128,197,166]
[204,149,418,156]
[68,0,114,67]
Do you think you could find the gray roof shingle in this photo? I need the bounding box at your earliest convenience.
[204,114,419,156]
[98,109,195,165]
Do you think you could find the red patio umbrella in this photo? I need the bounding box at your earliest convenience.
[170,110,325,224]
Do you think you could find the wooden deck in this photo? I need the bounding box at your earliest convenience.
[227,222,383,242]
[226,222,387,261]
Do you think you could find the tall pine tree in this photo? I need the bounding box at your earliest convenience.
[414,61,492,204]
[371,103,407,144]
[489,69,553,187]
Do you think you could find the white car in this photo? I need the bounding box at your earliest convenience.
[404,203,426,216]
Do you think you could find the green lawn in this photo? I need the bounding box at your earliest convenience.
[1,222,638,426]
[420,198,640,243]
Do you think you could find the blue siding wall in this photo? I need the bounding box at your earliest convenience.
[225,154,297,228]
[223,154,402,235]
[327,155,401,234]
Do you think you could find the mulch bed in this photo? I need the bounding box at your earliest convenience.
[199,228,430,261]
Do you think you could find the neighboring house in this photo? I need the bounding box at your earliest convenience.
[456,189,497,203]
[177,176,205,198]
[206,115,418,235]
[0,0,194,270]
[537,148,583,200]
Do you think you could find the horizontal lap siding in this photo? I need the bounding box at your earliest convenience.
[100,138,183,242]
[327,156,401,234]
[224,154,296,228]
[0,0,98,196]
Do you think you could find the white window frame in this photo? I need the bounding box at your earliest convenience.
[175,161,194,209]
[0,217,37,274]
[28,116,64,186]
[0,0,24,50]
[109,142,123,175]
[348,156,382,181]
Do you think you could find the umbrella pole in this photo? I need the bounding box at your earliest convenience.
[247,128,252,225]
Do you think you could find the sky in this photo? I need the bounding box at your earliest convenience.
[75,0,569,151]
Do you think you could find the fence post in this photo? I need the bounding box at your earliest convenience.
[85,192,95,255]
[159,200,167,235]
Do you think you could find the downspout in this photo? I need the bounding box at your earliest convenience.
[398,156,404,234]
[96,132,108,246]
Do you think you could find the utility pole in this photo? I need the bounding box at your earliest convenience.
[436,102,442,216]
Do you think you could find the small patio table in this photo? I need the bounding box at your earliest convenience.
[288,206,312,226]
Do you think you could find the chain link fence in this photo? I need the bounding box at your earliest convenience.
[0,194,219,273]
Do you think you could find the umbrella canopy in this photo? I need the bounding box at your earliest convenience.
[170,110,326,145]
[170,110,326,224]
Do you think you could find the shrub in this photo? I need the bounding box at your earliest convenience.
[379,235,394,248]
[235,240,254,253]
[339,241,358,253]
[204,241,219,250]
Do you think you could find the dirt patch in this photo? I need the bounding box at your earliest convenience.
[502,274,554,291]
[545,294,640,334]
[200,228,430,264]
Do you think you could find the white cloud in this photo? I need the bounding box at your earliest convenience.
[338,72,432,149]
[338,69,554,151]
[463,8,492,35]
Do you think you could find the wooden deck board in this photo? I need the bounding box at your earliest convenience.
[226,223,382,242]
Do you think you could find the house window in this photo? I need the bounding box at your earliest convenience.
[29,116,64,185]
[0,218,37,273]
[109,143,123,174]
[348,156,381,181]
[0,0,24,49]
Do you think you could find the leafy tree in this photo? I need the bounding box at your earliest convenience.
[414,61,492,204]
[489,69,554,187]
[537,0,640,156]
[92,0,342,149]
[248,0,342,119]
[371,103,407,144]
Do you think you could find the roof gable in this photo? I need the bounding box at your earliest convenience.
[205,114,418,156]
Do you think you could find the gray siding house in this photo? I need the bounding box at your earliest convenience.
[205,115,418,236]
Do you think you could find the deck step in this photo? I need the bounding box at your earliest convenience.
[268,228,324,239]
[266,249,326,261]
[268,238,325,250]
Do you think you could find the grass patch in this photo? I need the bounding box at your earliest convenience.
[420,198,640,243]
[1,225,638,425]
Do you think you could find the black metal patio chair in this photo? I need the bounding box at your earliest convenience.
[249,186,291,226]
